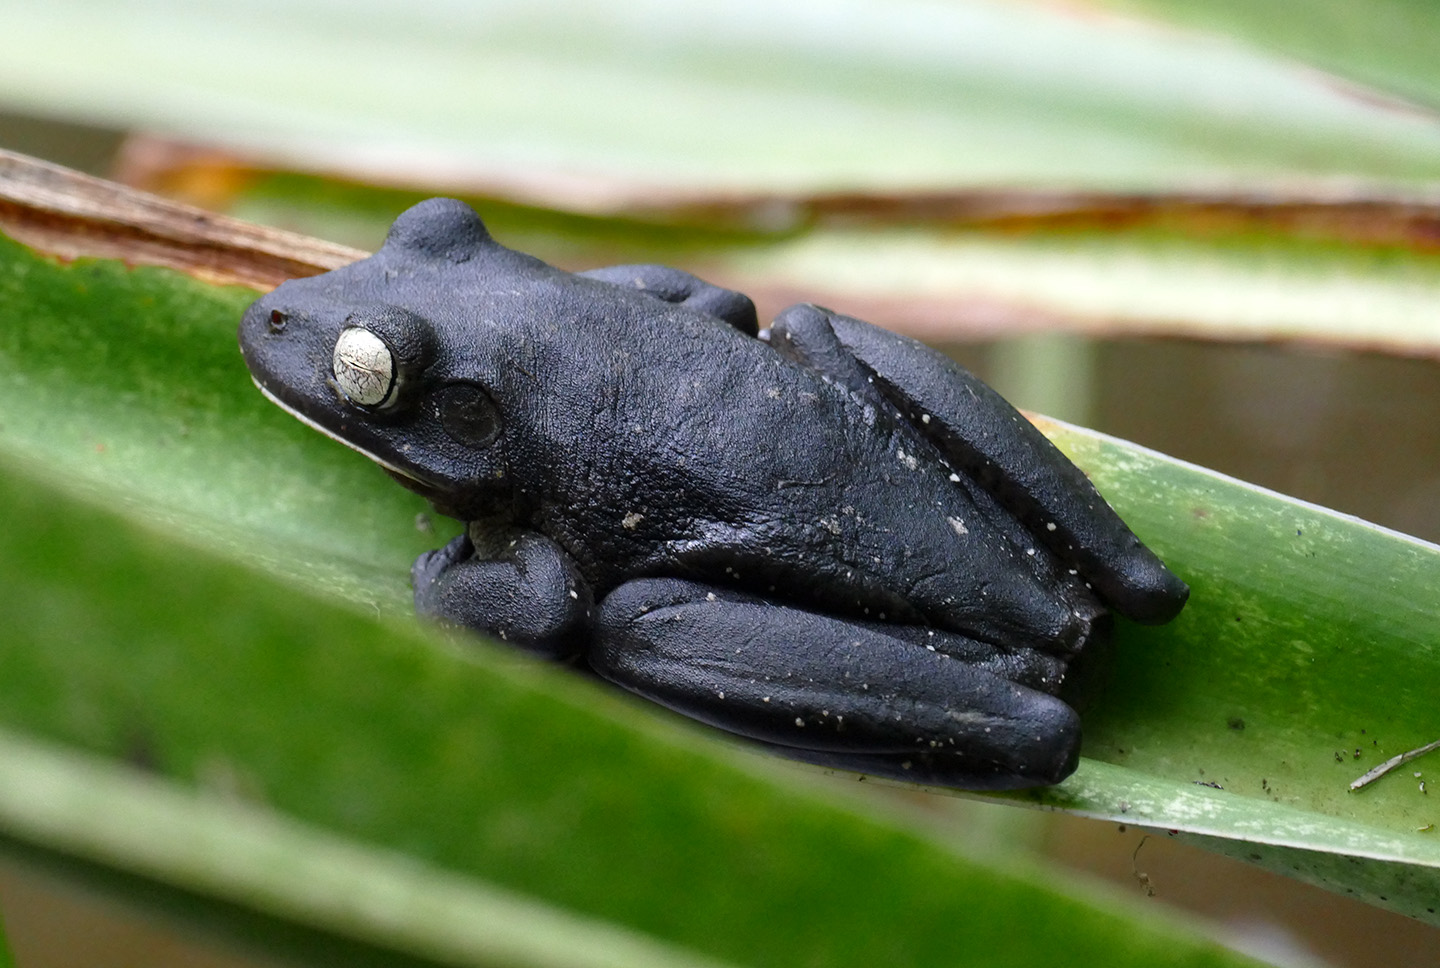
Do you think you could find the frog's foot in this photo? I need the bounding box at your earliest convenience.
[412,530,592,661]
[411,533,472,591]
[592,579,1081,790]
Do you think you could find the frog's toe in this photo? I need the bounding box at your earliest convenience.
[411,534,472,591]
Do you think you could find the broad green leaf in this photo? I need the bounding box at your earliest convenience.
[0,729,737,968]
[1091,0,1440,115]
[0,361,1259,967]
[1,162,1437,946]
[1002,419,1440,922]
[6,0,1440,195]
[2,168,1440,936]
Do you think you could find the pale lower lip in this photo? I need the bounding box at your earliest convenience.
[250,376,432,486]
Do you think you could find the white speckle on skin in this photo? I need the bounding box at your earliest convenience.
[763,696,771,702]
[948,473,961,482]
[1026,547,1036,556]
[621,511,644,530]
[948,517,969,537]
[717,691,725,699]
[921,414,931,424]
[705,592,717,602]
[896,448,919,471]
[569,590,579,599]
[795,718,804,727]
[1046,522,1057,532]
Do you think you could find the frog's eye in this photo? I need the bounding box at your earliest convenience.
[332,326,397,408]
[434,384,503,448]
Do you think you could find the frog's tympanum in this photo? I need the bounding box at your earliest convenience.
[240,199,1187,789]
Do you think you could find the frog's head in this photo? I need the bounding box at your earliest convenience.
[239,199,544,518]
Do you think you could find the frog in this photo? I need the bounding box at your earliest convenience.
[239,198,1188,790]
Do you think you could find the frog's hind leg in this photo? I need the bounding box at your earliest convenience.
[768,304,1188,626]
[579,264,758,335]
[592,578,1082,790]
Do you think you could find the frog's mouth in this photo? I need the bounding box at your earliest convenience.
[250,376,435,489]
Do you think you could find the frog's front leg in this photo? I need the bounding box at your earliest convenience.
[412,528,593,661]
[593,579,1082,790]
[579,264,758,335]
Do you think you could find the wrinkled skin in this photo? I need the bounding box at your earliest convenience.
[239,198,1188,790]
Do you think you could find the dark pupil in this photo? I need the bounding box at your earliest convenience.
[436,384,502,447]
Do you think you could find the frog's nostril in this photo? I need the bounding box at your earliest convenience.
[268,309,288,333]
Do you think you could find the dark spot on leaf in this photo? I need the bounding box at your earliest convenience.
[1227,717,1245,730]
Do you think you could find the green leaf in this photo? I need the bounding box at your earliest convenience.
[6,0,1440,194]
[0,258,1263,968]
[4,156,1439,941]
[1088,0,1440,114]
[995,417,1440,922]
[0,194,1267,963]
[0,729,740,968]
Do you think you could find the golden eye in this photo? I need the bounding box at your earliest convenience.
[332,326,396,407]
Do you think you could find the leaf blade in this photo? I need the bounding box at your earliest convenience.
[7,0,1440,193]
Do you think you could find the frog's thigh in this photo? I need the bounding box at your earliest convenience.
[771,303,1187,626]
[592,578,1080,789]
[412,532,591,661]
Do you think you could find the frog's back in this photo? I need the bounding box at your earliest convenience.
[490,280,1087,644]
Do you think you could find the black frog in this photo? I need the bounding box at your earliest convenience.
[239,198,1187,790]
